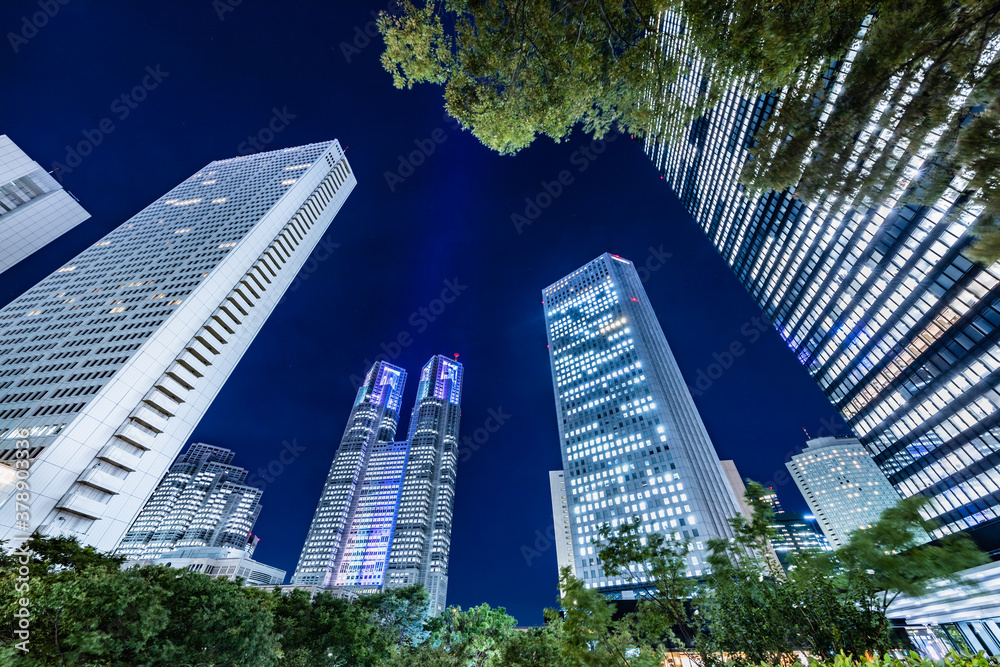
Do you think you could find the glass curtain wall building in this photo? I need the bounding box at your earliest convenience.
[115,443,262,559]
[544,253,741,595]
[0,140,355,552]
[644,12,1000,541]
[291,361,408,590]
[386,354,463,617]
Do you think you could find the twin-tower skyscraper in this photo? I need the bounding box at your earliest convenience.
[290,355,463,616]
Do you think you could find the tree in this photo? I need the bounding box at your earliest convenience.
[378,0,696,155]
[545,567,664,667]
[700,481,798,667]
[265,585,429,666]
[498,624,562,666]
[0,534,281,666]
[742,0,1000,261]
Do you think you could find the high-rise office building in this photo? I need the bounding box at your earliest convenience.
[0,135,91,274]
[719,459,781,568]
[0,140,355,552]
[544,253,741,595]
[291,361,408,589]
[386,354,463,616]
[787,436,905,548]
[645,12,1000,542]
[115,443,262,559]
[771,511,833,568]
[549,470,577,581]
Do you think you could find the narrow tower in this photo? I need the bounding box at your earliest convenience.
[386,354,463,616]
[291,361,407,588]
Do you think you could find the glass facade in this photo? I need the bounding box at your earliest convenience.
[770,511,832,568]
[386,354,463,617]
[645,12,1000,541]
[115,443,262,559]
[291,361,408,589]
[293,355,463,616]
[544,253,741,595]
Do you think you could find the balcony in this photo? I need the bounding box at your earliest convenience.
[56,492,106,520]
[143,388,178,417]
[78,466,125,494]
[97,443,141,472]
[176,350,206,377]
[114,420,156,450]
[130,404,169,433]
[155,374,190,402]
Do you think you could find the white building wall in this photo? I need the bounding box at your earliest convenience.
[0,141,355,553]
[549,470,576,580]
[0,135,91,274]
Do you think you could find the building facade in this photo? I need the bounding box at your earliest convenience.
[544,253,741,595]
[787,436,904,548]
[291,361,408,589]
[0,140,355,552]
[115,443,262,559]
[0,135,91,274]
[386,355,464,616]
[548,470,577,582]
[771,511,833,567]
[124,545,285,587]
[644,11,1000,542]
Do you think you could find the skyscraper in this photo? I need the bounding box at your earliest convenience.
[386,354,463,616]
[115,443,262,559]
[787,436,906,548]
[0,140,355,552]
[291,361,408,589]
[544,253,741,595]
[0,135,91,274]
[645,12,1000,542]
[771,511,832,568]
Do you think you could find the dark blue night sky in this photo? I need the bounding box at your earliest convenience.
[1,0,844,623]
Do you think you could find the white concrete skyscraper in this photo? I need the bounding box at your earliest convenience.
[0,135,90,274]
[0,140,355,552]
[787,436,906,548]
[544,253,741,594]
[291,361,408,589]
[386,354,463,616]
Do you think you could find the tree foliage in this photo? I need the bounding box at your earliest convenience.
[378,0,1000,261]
[378,0,688,155]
